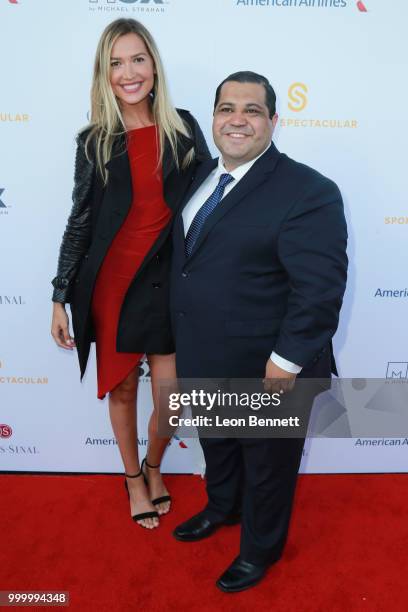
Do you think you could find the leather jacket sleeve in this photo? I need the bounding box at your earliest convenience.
[51,134,94,303]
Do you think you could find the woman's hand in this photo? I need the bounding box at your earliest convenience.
[51,303,76,350]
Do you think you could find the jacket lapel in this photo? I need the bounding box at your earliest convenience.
[162,128,200,182]
[162,137,175,183]
[105,127,196,185]
[175,158,218,244]
[188,143,281,259]
[101,138,132,235]
[103,130,195,219]
[180,158,218,213]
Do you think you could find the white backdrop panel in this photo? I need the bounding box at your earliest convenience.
[1,0,407,472]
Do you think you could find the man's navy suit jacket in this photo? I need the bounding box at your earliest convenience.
[170,142,348,380]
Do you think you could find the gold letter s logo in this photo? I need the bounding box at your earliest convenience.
[288,83,308,112]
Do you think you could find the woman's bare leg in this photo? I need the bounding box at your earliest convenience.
[144,353,178,515]
[109,366,159,529]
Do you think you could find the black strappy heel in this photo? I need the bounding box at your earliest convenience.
[141,458,172,510]
[124,470,159,525]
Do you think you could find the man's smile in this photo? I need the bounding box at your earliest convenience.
[225,133,249,139]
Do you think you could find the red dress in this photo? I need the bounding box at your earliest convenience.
[92,125,172,399]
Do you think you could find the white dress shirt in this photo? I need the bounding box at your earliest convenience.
[182,144,302,375]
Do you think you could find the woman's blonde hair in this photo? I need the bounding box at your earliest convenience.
[84,18,193,183]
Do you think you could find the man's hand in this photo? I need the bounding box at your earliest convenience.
[263,359,297,394]
[51,303,76,350]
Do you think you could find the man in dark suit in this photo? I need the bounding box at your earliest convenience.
[170,72,348,592]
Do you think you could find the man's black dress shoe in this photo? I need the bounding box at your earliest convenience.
[173,510,240,542]
[216,556,268,593]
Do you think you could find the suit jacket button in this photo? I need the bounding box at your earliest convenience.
[179,311,186,317]
[182,272,188,278]
[152,282,161,289]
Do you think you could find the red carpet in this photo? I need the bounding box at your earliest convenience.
[1,474,407,611]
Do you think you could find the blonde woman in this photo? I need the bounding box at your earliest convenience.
[51,18,210,529]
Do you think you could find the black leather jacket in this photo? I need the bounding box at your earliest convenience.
[52,112,209,303]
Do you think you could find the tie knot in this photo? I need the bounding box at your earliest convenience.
[218,173,234,188]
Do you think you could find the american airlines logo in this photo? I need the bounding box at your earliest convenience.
[236,0,368,11]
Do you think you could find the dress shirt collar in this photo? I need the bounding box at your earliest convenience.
[215,142,272,182]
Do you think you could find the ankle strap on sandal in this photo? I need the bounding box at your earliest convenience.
[125,469,143,479]
[143,457,161,469]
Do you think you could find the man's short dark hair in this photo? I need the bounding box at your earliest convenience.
[214,71,276,118]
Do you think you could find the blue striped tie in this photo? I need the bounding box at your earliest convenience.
[185,173,234,257]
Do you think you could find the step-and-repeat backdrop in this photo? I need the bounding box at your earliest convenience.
[1,0,407,473]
